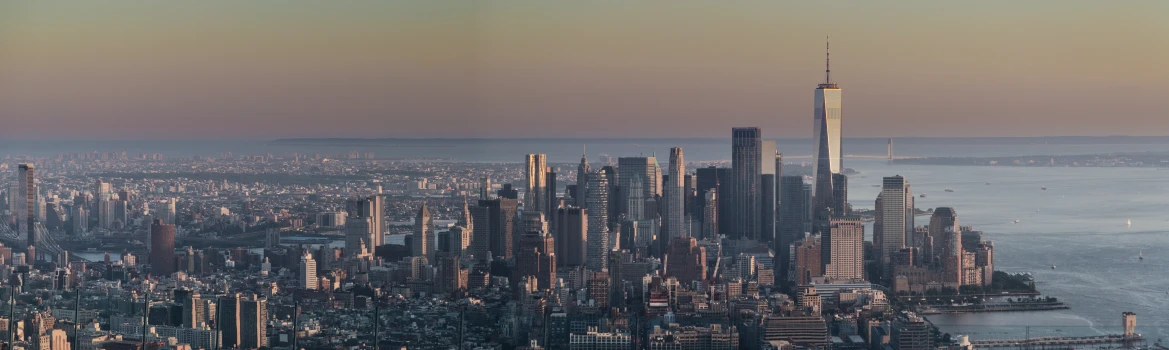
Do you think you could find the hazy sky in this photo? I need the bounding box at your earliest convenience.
[0,1,1166,139]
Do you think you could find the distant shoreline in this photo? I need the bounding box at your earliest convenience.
[894,151,1169,168]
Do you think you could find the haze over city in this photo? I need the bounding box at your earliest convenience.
[0,1,1166,139]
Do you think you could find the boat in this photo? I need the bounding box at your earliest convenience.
[944,188,954,192]
[1052,265,1056,270]
[1139,250,1143,260]
[986,182,992,185]
[920,193,927,198]
[1128,219,1132,228]
[1014,219,1021,223]
[871,184,880,187]
[1041,186,1047,190]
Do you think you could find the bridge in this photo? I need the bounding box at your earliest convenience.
[0,222,65,258]
[970,334,1140,348]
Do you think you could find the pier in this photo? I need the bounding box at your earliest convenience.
[970,334,1141,348]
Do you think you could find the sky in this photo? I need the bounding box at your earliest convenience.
[0,1,1166,139]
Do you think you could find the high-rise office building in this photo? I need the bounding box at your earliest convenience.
[525,153,548,215]
[777,176,809,280]
[479,176,493,200]
[217,294,241,348]
[300,250,318,290]
[929,207,962,284]
[832,173,849,216]
[761,174,776,244]
[823,216,864,280]
[413,203,434,261]
[695,166,734,238]
[811,39,843,193]
[471,198,520,261]
[17,164,35,248]
[702,189,718,239]
[664,236,707,284]
[345,216,373,258]
[617,156,659,220]
[626,176,644,221]
[665,148,686,240]
[586,172,610,271]
[516,213,556,290]
[577,150,591,207]
[731,127,762,241]
[239,296,268,349]
[875,176,913,265]
[793,235,822,285]
[150,219,176,276]
[556,207,587,268]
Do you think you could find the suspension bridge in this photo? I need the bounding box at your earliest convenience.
[0,222,66,258]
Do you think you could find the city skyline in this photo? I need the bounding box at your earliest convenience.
[0,1,1166,139]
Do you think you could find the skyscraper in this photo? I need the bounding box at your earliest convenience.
[150,219,176,276]
[617,156,658,220]
[471,198,520,261]
[778,176,810,282]
[702,189,718,239]
[695,166,734,238]
[731,127,762,241]
[811,39,843,195]
[525,153,548,215]
[479,176,493,200]
[665,147,686,240]
[577,150,591,207]
[664,236,707,284]
[17,164,35,248]
[761,173,776,244]
[345,216,373,258]
[823,216,864,280]
[929,207,962,284]
[586,171,610,271]
[516,212,556,290]
[556,207,587,268]
[413,203,434,261]
[347,195,384,247]
[300,250,318,290]
[831,173,849,216]
[875,176,914,266]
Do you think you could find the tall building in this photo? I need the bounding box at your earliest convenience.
[665,147,686,240]
[617,157,658,220]
[17,164,35,248]
[300,250,318,290]
[731,127,762,241]
[217,294,242,348]
[811,39,843,196]
[471,198,520,261]
[516,213,556,290]
[695,166,733,238]
[892,314,933,350]
[238,296,268,349]
[664,236,707,284]
[875,176,914,265]
[556,207,587,268]
[777,176,810,281]
[480,176,493,200]
[149,219,176,276]
[413,203,434,261]
[832,173,849,215]
[823,216,864,280]
[929,207,962,284]
[702,189,718,239]
[761,173,776,244]
[793,235,822,285]
[586,172,611,271]
[525,154,549,216]
[577,150,591,207]
[345,216,373,258]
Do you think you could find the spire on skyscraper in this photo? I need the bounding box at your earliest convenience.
[825,35,831,85]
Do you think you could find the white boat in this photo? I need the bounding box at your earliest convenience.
[920,193,927,198]
[1041,186,1047,190]
[1051,265,1056,270]
[1014,219,1021,223]
[944,188,954,192]
[1139,250,1143,260]
[1128,219,1132,228]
